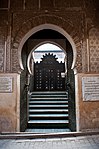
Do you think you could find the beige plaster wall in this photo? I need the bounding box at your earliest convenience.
[0,73,20,132]
[75,73,99,132]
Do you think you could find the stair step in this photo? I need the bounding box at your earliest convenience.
[26,128,71,133]
[29,101,68,104]
[28,123,69,129]
[29,105,68,108]
[29,117,69,120]
[28,91,69,130]
[30,95,67,96]
[28,120,69,124]
[30,91,67,95]
[29,114,69,117]
[30,95,67,98]
[29,97,68,100]
[29,109,68,112]
[29,99,68,102]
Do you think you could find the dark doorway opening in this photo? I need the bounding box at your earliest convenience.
[34,52,65,91]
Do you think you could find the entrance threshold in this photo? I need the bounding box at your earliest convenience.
[0,131,99,139]
[25,128,71,133]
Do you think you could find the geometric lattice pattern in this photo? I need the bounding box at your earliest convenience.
[76,45,82,72]
[89,28,99,72]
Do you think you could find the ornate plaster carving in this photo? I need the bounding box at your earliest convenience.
[11,14,82,73]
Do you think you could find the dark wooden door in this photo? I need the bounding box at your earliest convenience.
[42,67,57,91]
[34,53,65,91]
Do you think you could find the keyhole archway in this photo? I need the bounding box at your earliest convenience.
[20,28,77,132]
[18,24,77,72]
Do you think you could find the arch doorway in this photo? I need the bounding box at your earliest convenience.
[21,29,76,133]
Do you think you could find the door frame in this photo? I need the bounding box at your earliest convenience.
[19,24,79,132]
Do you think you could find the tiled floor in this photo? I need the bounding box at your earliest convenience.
[0,134,99,149]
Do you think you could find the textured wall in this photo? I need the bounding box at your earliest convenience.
[0,0,99,132]
[0,73,20,132]
[89,28,99,72]
[76,74,99,131]
[0,0,98,73]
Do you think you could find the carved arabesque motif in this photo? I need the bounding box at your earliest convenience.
[89,28,99,72]
[11,14,82,73]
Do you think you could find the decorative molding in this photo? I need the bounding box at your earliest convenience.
[11,14,82,73]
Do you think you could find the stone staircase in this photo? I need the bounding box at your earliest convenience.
[27,91,70,132]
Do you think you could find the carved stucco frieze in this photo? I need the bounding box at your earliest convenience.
[11,14,82,73]
[89,28,99,72]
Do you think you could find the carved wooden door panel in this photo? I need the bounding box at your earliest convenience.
[34,53,65,91]
[42,68,56,91]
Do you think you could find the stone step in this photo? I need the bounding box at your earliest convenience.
[28,120,69,124]
[29,98,68,101]
[29,101,68,104]
[30,95,68,98]
[29,109,68,113]
[30,91,67,95]
[29,114,69,120]
[31,94,67,96]
[28,122,69,129]
[28,91,69,130]
[25,128,71,133]
[29,114,69,117]
[29,117,69,120]
[29,105,68,108]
